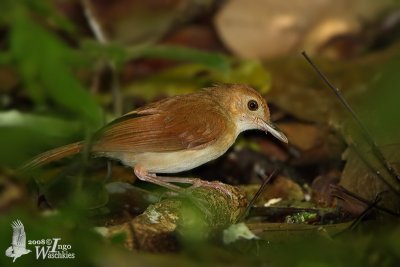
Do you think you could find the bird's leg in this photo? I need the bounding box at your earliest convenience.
[153,175,234,198]
[149,176,199,185]
[134,168,235,217]
[134,166,234,197]
[152,176,226,217]
[133,165,181,192]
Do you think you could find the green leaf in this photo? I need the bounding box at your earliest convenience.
[81,41,231,71]
[337,52,400,211]
[223,223,259,244]
[355,53,400,144]
[0,111,82,167]
[122,60,270,101]
[127,45,231,71]
[9,10,102,127]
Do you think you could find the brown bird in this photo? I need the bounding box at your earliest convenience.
[22,84,288,191]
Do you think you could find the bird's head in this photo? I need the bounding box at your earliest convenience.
[208,84,288,143]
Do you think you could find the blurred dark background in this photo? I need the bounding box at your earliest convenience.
[1,0,400,266]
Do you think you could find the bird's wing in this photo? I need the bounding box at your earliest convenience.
[93,93,230,153]
[5,246,13,257]
[11,220,26,247]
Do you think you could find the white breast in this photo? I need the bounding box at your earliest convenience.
[100,132,237,174]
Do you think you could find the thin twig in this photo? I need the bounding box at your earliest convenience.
[333,193,383,238]
[81,0,107,44]
[348,207,375,231]
[301,51,400,184]
[109,61,123,116]
[331,184,399,216]
[349,143,400,198]
[348,193,382,231]
[237,169,279,222]
[81,0,123,117]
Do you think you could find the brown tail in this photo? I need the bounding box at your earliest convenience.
[20,141,84,171]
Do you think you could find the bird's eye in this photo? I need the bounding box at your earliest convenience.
[247,100,259,111]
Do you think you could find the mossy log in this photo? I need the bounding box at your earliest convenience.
[105,181,247,252]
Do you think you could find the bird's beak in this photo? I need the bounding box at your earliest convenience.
[261,120,288,143]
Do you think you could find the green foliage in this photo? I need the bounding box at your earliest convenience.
[2,1,399,267]
[82,42,231,71]
[8,10,102,126]
[355,53,400,144]
[126,45,231,71]
[226,221,400,267]
[0,111,81,167]
[123,60,270,101]
[0,0,269,167]
[337,51,400,209]
[223,223,258,244]
[0,1,103,167]
[285,211,318,224]
[0,196,105,267]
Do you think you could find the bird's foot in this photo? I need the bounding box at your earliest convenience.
[133,165,181,192]
[189,179,235,199]
[133,166,234,199]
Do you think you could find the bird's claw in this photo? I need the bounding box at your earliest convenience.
[190,180,234,199]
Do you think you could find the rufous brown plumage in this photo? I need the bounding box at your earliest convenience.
[22,84,288,191]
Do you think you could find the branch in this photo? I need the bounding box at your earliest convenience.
[103,182,247,252]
